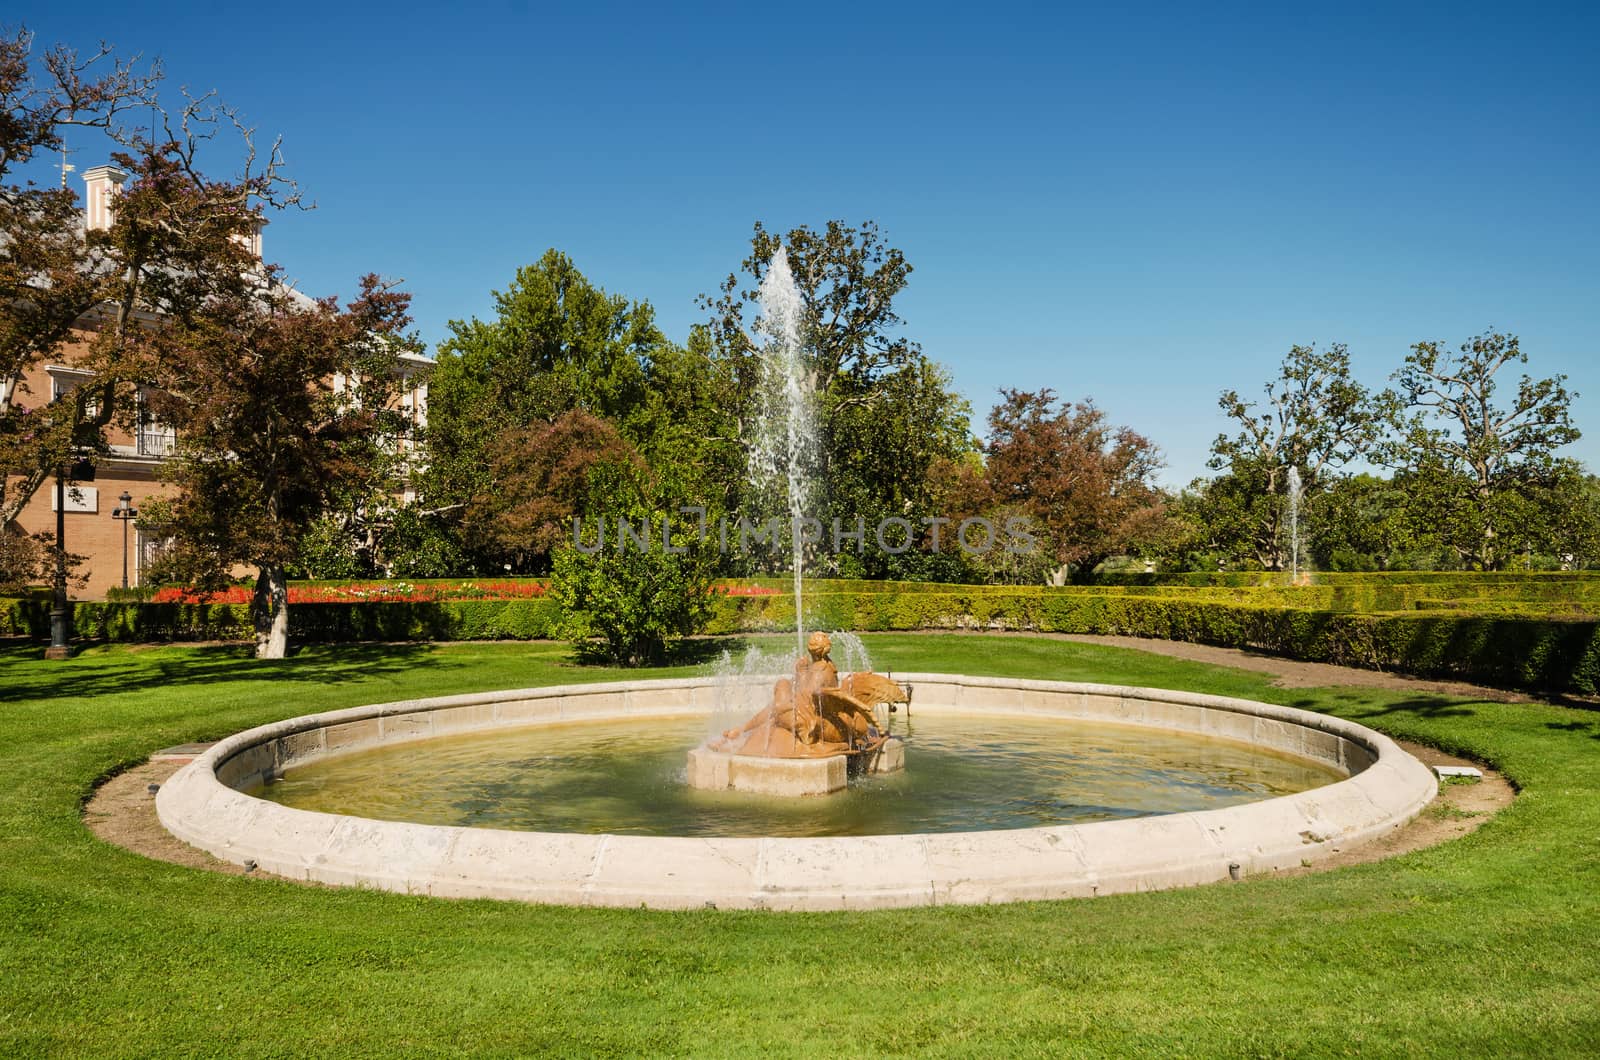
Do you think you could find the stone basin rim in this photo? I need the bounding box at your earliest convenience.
[155,673,1438,911]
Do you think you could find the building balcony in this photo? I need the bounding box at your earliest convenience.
[137,428,176,458]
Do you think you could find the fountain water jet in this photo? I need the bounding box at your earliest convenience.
[692,254,910,793]
[746,248,817,657]
[1287,466,1304,583]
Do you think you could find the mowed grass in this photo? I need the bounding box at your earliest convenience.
[2,634,1599,1057]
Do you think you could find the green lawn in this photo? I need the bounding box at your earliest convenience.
[2,634,1598,1057]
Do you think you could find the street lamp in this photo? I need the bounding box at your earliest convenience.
[111,491,138,590]
[45,456,95,661]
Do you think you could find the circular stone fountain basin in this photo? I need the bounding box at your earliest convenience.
[156,674,1437,910]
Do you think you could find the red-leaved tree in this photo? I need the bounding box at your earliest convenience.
[142,272,415,657]
[985,388,1165,583]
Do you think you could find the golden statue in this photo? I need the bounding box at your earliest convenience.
[714,632,907,759]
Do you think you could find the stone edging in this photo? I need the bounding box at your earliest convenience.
[155,675,1438,910]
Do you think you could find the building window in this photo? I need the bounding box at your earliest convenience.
[136,389,177,458]
[135,528,172,587]
[48,368,99,418]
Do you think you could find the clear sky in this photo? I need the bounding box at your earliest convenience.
[24,1,1600,486]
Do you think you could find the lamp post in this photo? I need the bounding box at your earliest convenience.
[112,491,138,590]
[45,467,70,660]
[45,457,95,661]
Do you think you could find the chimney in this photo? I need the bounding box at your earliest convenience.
[230,217,264,260]
[82,165,127,232]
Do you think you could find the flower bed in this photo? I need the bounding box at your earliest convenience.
[150,580,549,605]
[145,580,774,605]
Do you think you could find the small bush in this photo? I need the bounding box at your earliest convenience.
[549,466,719,666]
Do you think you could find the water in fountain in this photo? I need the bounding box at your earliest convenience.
[746,248,817,657]
[828,631,873,675]
[705,642,792,738]
[1286,466,1303,582]
[264,713,1343,837]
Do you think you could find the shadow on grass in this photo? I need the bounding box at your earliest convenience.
[0,640,448,704]
[1289,693,1480,721]
[1546,719,1600,741]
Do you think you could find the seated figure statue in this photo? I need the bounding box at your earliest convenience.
[715,632,905,759]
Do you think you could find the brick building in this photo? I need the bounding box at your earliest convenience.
[3,165,430,599]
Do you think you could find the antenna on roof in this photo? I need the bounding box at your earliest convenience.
[59,144,75,188]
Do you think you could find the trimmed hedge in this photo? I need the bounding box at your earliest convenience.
[741,573,1600,613]
[711,589,1600,694]
[1094,573,1600,598]
[0,598,565,643]
[6,579,1598,695]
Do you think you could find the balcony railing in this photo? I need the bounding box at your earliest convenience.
[137,428,176,458]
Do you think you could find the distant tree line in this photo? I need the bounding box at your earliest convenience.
[1160,336,1592,573]
[351,232,1590,585]
[289,228,1592,587]
[305,222,1174,592]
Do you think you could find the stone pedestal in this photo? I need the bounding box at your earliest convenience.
[687,738,905,797]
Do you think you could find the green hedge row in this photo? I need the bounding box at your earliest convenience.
[6,588,1597,695]
[1092,570,1600,589]
[838,577,1600,614]
[741,577,1600,616]
[733,590,1600,694]
[745,571,1600,592]
[0,598,567,643]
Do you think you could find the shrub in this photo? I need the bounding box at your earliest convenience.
[289,515,372,580]
[379,505,474,578]
[549,465,719,666]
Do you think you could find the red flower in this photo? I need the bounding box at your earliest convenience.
[150,579,551,604]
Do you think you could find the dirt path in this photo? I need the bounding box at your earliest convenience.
[1279,739,1511,874]
[1055,632,1551,702]
[86,758,267,877]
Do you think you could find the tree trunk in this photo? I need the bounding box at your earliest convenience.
[1477,482,1497,571]
[253,563,289,659]
[1479,511,1497,570]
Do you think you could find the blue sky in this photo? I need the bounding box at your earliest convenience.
[25,2,1600,485]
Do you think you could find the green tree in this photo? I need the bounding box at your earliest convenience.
[825,357,975,577]
[1385,330,1581,569]
[701,220,922,404]
[1537,466,1600,570]
[375,504,472,578]
[1304,473,1419,571]
[700,220,975,573]
[426,249,663,547]
[1148,478,1257,573]
[1210,343,1382,570]
[1448,458,1600,572]
[551,461,717,666]
[288,513,371,580]
[624,326,744,522]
